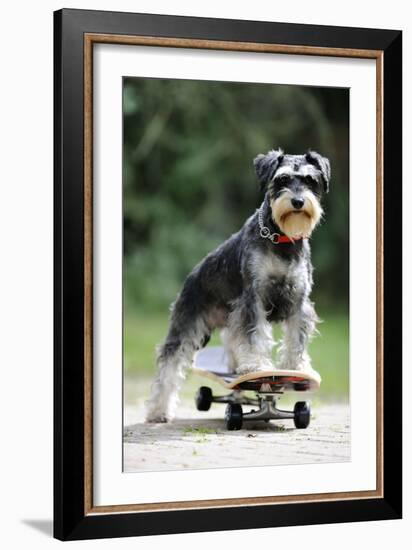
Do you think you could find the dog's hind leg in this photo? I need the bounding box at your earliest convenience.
[144,317,210,423]
[144,339,186,423]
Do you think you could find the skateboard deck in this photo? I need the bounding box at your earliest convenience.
[193,346,321,392]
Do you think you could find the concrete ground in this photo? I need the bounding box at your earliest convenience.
[123,378,350,472]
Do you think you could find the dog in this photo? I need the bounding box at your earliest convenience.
[145,149,330,423]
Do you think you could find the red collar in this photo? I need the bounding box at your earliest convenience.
[273,234,304,244]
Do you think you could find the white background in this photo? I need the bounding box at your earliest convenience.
[0,0,408,548]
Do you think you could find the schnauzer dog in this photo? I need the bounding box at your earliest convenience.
[145,149,330,423]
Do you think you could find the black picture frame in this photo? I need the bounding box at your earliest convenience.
[54,8,402,541]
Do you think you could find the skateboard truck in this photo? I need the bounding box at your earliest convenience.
[195,386,310,431]
[242,394,295,422]
[193,347,319,431]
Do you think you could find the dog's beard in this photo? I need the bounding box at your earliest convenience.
[270,189,323,239]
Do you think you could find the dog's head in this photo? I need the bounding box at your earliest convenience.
[254,149,330,239]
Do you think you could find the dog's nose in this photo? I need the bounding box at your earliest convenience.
[291,197,305,210]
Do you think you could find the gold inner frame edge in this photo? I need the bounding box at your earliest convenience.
[83,33,384,515]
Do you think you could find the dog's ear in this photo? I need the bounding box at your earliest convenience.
[253,149,284,191]
[305,151,331,193]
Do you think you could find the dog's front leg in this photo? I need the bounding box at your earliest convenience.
[220,328,238,373]
[276,300,318,372]
[227,289,275,375]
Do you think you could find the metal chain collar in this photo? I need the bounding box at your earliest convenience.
[258,203,280,244]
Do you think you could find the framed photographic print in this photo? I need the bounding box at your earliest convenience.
[54,8,402,541]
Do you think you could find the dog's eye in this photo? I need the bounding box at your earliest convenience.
[277,175,290,185]
[305,176,317,187]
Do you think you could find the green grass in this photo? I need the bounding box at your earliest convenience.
[124,308,349,401]
[124,312,170,374]
[124,312,220,373]
[307,313,349,399]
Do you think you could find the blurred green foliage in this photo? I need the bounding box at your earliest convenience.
[123,77,349,314]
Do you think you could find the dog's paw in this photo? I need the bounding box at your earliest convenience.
[144,403,171,423]
[235,364,254,375]
[236,358,274,375]
[276,354,312,372]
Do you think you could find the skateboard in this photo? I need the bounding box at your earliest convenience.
[192,346,321,431]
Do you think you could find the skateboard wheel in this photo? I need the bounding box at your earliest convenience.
[225,403,243,430]
[293,401,311,429]
[195,386,213,411]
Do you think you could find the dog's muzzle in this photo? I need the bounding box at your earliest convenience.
[270,189,323,239]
